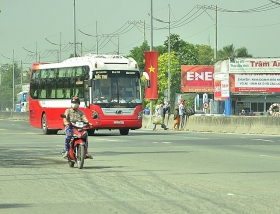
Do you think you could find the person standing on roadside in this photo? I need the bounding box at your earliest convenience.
[173,102,180,130]
[179,99,186,130]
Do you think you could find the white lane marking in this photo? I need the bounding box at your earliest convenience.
[96,138,119,142]
[0,132,39,135]
[252,139,274,142]
[260,155,280,159]
[184,137,209,140]
[152,142,172,144]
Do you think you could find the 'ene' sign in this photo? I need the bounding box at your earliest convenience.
[186,72,213,81]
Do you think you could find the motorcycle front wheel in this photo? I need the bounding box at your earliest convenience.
[77,145,85,169]
[68,161,75,167]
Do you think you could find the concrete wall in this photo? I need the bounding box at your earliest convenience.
[0,112,29,121]
[142,115,280,135]
[1,111,280,135]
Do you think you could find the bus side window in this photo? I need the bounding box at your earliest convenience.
[64,88,71,98]
[40,89,47,98]
[67,68,75,77]
[30,71,39,99]
[56,68,67,98]
[57,88,63,98]
[47,69,56,98]
[76,67,83,77]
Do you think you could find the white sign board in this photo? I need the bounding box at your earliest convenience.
[229,58,280,73]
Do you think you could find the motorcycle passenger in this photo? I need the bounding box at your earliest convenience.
[62,96,93,159]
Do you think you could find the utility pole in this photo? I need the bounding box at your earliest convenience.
[143,20,146,42]
[69,42,82,56]
[79,27,99,54]
[197,5,217,63]
[168,4,171,102]
[45,33,62,62]
[23,45,39,62]
[150,0,154,121]
[12,49,15,112]
[151,5,171,101]
[73,0,77,57]
[0,64,1,86]
[101,34,119,54]
[96,21,99,54]
[150,0,153,51]
[20,60,23,88]
[214,5,217,63]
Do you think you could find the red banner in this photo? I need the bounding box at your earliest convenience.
[145,51,158,99]
[181,65,214,92]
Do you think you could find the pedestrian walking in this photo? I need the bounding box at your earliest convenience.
[153,102,168,131]
[163,101,171,125]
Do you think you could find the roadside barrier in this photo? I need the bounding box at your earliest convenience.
[1,112,280,135]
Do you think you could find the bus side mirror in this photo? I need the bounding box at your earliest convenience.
[84,80,91,108]
[143,72,150,88]
[146,80,150,88]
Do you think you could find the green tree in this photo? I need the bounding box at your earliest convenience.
[127,40,150,73]
[218,44,253,60]
[164,34,199,65]
[0,62,22,110]
[195,44,214,65]
[236,47,252,58]
[218,44,236,60]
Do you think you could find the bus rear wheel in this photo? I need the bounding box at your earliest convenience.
[42,113,52,135]
[119,129,129,135]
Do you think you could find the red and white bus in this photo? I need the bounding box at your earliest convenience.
[29,54,143,135]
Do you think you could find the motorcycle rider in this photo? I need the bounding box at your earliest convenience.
[62,96,93,159]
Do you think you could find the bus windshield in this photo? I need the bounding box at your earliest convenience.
[92,70,141,106]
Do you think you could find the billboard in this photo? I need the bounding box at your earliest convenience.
[181,65,214,92]
[230,74,280,92]
[229,58,280,73]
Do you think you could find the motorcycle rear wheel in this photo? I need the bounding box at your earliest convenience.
[77,145,85,169]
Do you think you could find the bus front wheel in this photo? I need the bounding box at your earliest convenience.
[87,129,95,136]
[119,129,129,135]
[42,113,52,135]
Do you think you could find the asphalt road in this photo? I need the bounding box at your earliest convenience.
[1,119,280,214]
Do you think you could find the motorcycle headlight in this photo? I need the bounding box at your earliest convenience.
[73,134,80,138]
[82,131,88,139]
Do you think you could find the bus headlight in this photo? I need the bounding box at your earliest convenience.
[138,111,143,119]
[92,110,99,119]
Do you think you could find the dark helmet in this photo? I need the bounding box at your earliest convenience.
[71,96,80,104]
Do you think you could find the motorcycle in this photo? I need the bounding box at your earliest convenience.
[60,114,91,169]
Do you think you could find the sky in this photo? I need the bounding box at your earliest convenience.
[1,0,280,69]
